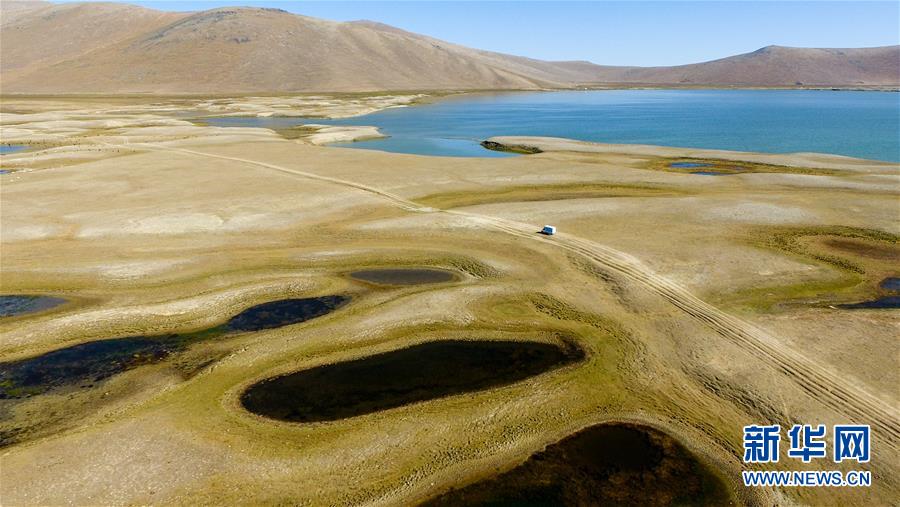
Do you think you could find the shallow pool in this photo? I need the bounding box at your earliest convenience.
[348,268,457,286]
[0,295,66,318]
[0,295,349,399]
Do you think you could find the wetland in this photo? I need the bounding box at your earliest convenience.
[0,295,67,318]
[0,296,348,399]
[1,92,897,506]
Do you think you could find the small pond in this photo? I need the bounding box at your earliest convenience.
[0,145,27,155]
[879,277,900,291]
[348,268,457,286]
[669,162,712,169]
[424,423,733,506]
[668,161,748,176]
[0,295,67,318]
[241,339,584,423]
[225,296,348,332]
[0,295,349,399]
[838,277,900,309]
[839,296,900,310]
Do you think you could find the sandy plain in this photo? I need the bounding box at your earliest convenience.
[0,94,898,506]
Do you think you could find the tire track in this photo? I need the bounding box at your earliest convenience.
[150,143,900,447]
[136,144,428,213]
[455,213,900,446]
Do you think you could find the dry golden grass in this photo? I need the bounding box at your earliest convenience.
[0,96,897,506]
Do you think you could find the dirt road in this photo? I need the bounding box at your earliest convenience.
[141,142,900,449]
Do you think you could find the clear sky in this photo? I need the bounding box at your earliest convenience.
[53,1,900,66]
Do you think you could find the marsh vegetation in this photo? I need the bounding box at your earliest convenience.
[0,296,348,399]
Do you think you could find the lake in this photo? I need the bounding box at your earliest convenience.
[205,90,900,161]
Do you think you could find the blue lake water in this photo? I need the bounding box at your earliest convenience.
[204,90,900,161]
[0,145,27,155]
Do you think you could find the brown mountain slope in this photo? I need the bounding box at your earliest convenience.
[350,20,602,85]
[0,1,187,78]
[1,5,566,93]
[578,45,900,86]
[0,0,50,21]
[1,2,897,94]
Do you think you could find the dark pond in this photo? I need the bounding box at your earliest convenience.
[669,161,746,176]
[241,339,584,423]
[0,296,348,399]
[225,296,348,332]
[0,295,67,318]
[838,278,900,309]
[838,296,900,310]
[0,335,187,398]
[349,268,457,286]
[424,423,733,506]
[670,162,712,169]
[879,277,900,291]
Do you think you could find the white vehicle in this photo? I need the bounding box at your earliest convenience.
[541,225,556,235]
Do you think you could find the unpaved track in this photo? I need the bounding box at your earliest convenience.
[137,143,900,448]
[464,215,900,447]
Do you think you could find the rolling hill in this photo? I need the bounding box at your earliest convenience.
[580,45,900,87]
[1,1,897,94]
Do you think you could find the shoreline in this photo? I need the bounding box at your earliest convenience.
[3,90,898,166]
[2,94,898,505]
[481,136,900,169]
[2,84,897,100]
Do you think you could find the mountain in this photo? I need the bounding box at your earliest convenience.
[576,45,900,87]
[1,1,897,94]
[0,2,187,79]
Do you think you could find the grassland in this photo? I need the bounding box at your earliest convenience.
[643,157,846,176]
[720,226,900,310]
[0,96,897,506]
[416,182,685,209]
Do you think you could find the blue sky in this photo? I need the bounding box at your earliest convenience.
[55,1,900,65]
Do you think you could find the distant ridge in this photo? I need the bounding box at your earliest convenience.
[1,1,897,93]
[576,45,900,87]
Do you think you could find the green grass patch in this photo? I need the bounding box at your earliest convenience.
[724,225,900,311]
[416,182,683,209]
[480,140,542,154]
[755,225,898,274]
[528,293,627,337]
[644,157,843,176]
